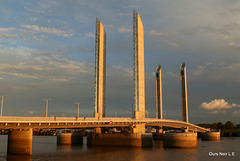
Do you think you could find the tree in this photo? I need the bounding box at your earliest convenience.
[225,121,234,129]
[210,123,218,130]
[217,122,223,129]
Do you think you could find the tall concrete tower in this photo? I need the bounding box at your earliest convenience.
[156,65,162,119]
[94,18,106,118]
[133,10,145,119]
[180,62,188,122]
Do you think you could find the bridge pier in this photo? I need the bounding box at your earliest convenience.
[57,132,83,145]
[87,124,152,147]
[201,132,220,141]
[7,128,32,155]
[153,127,163,140]
[163,132,197,148]
[87,133,152,147]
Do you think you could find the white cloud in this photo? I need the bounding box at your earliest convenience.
[0,27,16,32]
[147,30,168,36]
[118,13,132,16]
[28,111,34,115]
[118,27,131,33]
[0,34,19,39]
[30,17,37,22]
[107,66,132,78]
[208,110,226,114]
[0,46,88,83]
[123,5,139,9]
[106,24,114,28]
[232,110,240,116]
[166,72,178,79]
[85,32,94,38]
[189,66,204,77]
[79,48,91,52]
[200,99,240,114]
[24,6,44,14]
[21,25,73,37]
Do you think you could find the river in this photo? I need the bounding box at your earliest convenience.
[0,135,239,161]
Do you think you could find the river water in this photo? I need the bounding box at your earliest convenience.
[0,135,239,161]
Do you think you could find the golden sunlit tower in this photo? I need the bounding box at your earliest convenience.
[180,62,188,123]
[156,65,162,119]
[94,18,106,118]
[133,10,145,119]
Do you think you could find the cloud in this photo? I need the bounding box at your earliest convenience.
[209,110,226,114]
[189,66,205,77]
[109,66,132,78]
[166,72,178,79]
[0,27,16,32]
[0,46,88,83]
[79,48,91,52]
[106,24,114,28]
[184,63,240,83]
[21,25,73,37]
[28,111,34,115]
[232,110,240,116]
[227,42,240,50]
[85,32,94,38]
[200,99,240,114]
[0,34,19,39]
[123,5,139,9]
[118,27,131,33]
[30,17,37,22]
[118,13,132,16]
[24,6,45,14]
[54,19,68,25]
[147,30,168,36]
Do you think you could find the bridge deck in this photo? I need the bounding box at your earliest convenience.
[0,116,210,132]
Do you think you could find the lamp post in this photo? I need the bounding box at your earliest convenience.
[1,94,7,117]
[75,102,82,118]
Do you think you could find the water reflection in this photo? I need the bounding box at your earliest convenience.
[0,136,239,161]
[7,155,32,161]
[57,144,73,151]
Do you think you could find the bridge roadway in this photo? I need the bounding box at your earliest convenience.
[0,116,210,132]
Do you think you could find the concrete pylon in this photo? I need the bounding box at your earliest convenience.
[94,18,106,119]
[155,65,162,119]
[133,9,145,120]
[180,62,188,123]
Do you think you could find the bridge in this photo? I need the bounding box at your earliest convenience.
[0,116,210,132]
[0,10,217,156]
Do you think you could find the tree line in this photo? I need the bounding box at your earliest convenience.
[197,121,238,130]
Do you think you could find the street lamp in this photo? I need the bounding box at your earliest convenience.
[75,102,82,118]
[1,94,7,117]
[43,98,51,117]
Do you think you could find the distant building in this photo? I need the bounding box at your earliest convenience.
[133,10,145,119]
[94,18,106,118]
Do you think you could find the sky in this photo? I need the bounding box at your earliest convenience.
[1,0,240,124]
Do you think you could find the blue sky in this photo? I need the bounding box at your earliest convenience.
[1,0,240,124]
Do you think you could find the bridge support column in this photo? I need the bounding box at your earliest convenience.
[87,133,152,147]
[131,123,145,134]
[87,124,152,147]
[94,128,101,134]
[201,132,220,141]
[57,132,83,145]
[163,132,197,148]
[7,128,32,155]
[153,127,163,140]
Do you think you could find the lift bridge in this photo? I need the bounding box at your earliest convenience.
[0,116,210,133]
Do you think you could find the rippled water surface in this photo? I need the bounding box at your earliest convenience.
[0,135,239,161]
